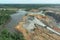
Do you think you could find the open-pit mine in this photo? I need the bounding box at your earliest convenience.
[15,9,60,40]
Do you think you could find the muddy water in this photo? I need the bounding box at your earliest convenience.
[5,9,27,32]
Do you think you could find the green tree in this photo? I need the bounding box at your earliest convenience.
[0,29,25,40]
